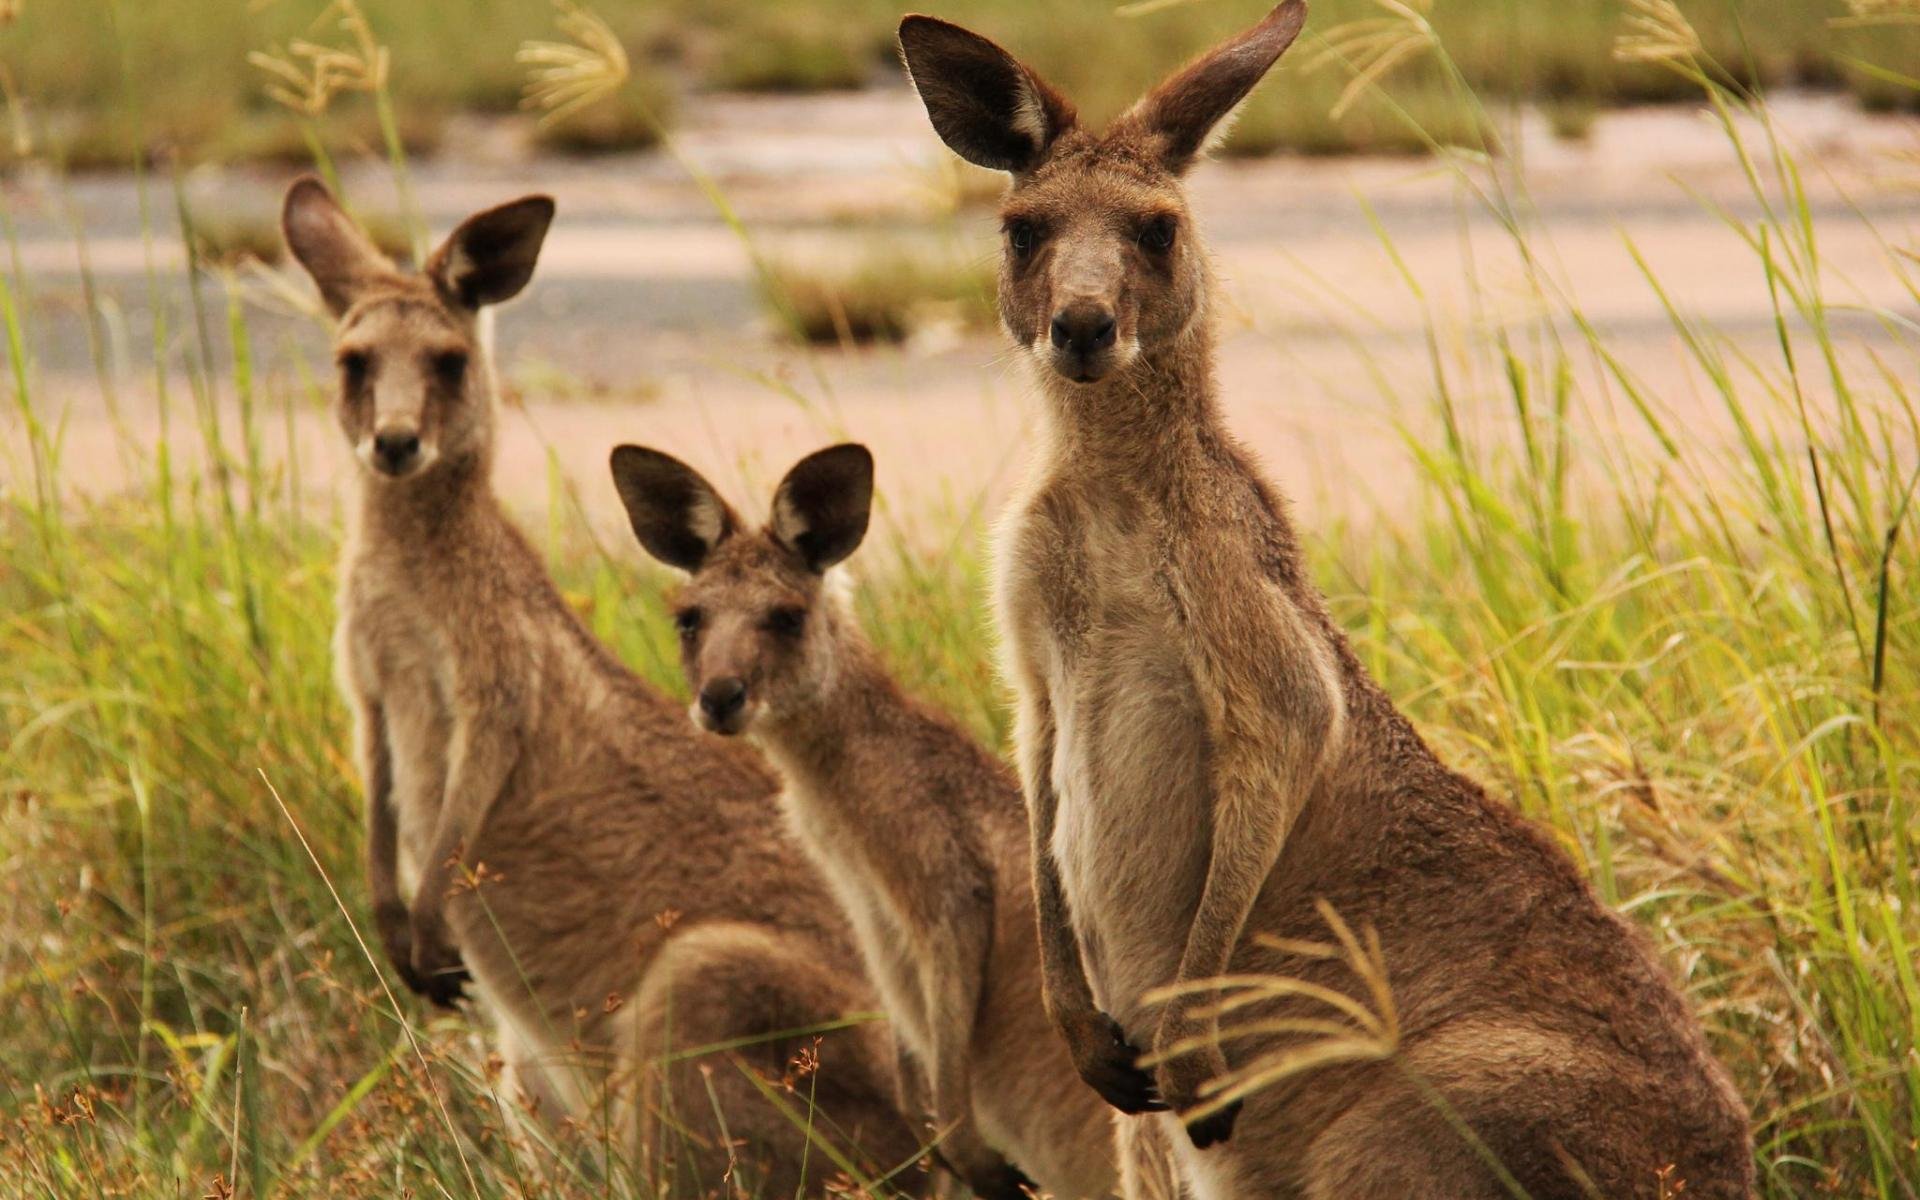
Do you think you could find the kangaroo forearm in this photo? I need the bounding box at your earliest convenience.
[1023,761,1100,1021]
[923,971,990,1172]
[358,704,404,909]
[417,726,518,913]
[1012,687,1101,1021]
[1172,589,1343,988]
[1031,845,1100,1022]
[1175,774,1291,996]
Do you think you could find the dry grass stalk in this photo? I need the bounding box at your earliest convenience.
[1613,0,1703,66]
[1142,900,1401,1123]
[518,0,632,128]
[248,0,389,118]
[1302,0,1438,120]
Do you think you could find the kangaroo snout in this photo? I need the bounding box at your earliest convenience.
[1048,304,1120,383]
[1051,306,1117,354]
[371,429,423,476]
[698,676,750,733]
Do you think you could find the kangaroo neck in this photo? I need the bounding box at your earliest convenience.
[755,630,907,809]
[1038,318,1222,483]
[352,448,498,555]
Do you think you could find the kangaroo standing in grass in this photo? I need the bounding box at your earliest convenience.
[609,442,1129,1200]
[901,6,1755,1198]
[283,178,928,1196]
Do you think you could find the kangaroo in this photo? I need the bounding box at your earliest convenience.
[282,178,929,1196]
[900,6,1756,1198]
[607,442,1122,1200]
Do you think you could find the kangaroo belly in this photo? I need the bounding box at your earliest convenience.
[1050,613,1211,1029]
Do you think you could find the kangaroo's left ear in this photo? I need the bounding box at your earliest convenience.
[1119,0,1307,172]
[426,195,556,309]
[610,445,739,573]
[899,14,1077,175]
[770,444,874,574]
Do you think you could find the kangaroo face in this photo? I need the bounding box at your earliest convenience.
[332,297,477,480]
[609,444,875,738]
[672,536,826,735]
[281,177,554,484]
[900,2,1306,387]
[999,145,1197,384]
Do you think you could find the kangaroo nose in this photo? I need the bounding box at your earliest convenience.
[372,430,420,473]
[1050,307,1118,356]
[699,677,748,724]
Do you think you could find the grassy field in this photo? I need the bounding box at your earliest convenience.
[3,0,1918,166]
[3,1,1919,1197]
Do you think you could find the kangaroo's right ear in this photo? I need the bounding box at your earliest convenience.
[770,444,874,574]
[281,176,397,316]
[610,445,738,573]
[898,15,1075,174]
[426,194,555,310]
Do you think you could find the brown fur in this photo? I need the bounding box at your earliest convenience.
[610,443,1120,1199]
[283,178,928,1196]
[899,7,1755,1198]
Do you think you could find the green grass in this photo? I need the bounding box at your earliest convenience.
[2,6,1918,1199]
[758,243,998,344]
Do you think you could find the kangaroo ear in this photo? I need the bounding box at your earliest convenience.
[770,444,874,574]
[426,195,555,309]
[1120,0,1307,172]
[281,176,398,316]
[899,15,1076,174]
[610,445,738,573]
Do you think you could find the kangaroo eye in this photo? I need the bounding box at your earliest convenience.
[674,608,703,638]
[765,606,806,637]
[1139,216,1177,254]
[1006,220,1038,258]
[339,351,369,388]
[433,351,468,386]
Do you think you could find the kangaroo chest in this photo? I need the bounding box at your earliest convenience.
[775,774,946,1051]
[1019,500,1214,1023]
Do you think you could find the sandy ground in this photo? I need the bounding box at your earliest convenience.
[2,86,1916,542]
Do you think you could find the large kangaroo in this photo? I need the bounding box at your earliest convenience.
[899,6,1755,1198]
[607,442,1125,1200]
[283,178,928,1196]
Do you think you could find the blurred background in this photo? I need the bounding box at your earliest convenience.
[3,0,1917,526]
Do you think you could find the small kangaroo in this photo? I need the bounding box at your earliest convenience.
[900,6,1755,1198]
[283,178,928,1195]
[608,442,1122,1200]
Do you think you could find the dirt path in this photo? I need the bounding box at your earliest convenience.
[2,87,1916,539]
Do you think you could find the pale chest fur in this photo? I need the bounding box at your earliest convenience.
[996,487,1213,1028]
[772,774,937,1054]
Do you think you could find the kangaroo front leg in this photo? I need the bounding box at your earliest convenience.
[355,700,425,997]
[1153,754,1292,1148]
[411,713,520,1008]
[921,912,1032,1200]
[1016,685,1167,1116]
[1156,572,1345,1147]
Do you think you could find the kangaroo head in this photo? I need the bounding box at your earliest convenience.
[900,1,1304,387]
[281,177,554,482]
[610,443,874,737]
